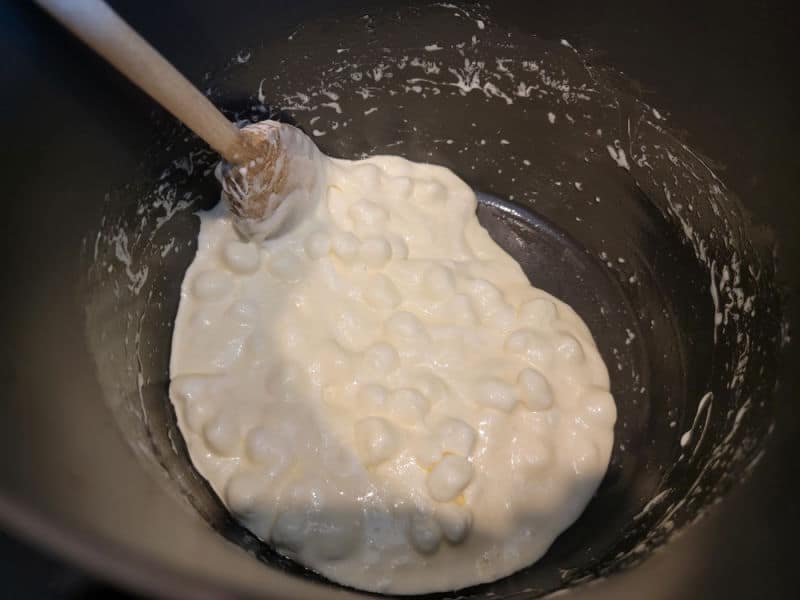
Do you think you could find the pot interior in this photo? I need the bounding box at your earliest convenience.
[23,3,782,598]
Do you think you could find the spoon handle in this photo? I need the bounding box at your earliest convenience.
[36,0,244,163]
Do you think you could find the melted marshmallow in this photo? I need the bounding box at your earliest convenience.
[169,125,615,594]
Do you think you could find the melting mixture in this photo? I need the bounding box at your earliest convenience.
[169,123,616,593]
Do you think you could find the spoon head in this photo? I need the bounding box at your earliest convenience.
[219,120,289,238]
[219,120,327,242]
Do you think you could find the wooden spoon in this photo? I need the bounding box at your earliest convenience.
[36,0,299,237]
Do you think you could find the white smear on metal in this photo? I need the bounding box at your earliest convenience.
[606,143,631,170]
[111,229,149,294]
[321,101,343,114]
[633,490,671,520]
[710,261,722,343]
[160,238,176,258]
[680,392,713,449]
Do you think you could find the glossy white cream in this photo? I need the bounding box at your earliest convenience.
[169,123,616,594]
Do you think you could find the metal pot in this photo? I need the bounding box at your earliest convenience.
[1,1,796,598]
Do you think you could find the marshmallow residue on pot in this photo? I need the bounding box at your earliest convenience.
[169,122,616,594]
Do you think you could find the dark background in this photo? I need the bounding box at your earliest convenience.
[1,0,797,598]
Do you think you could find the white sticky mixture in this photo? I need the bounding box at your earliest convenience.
[169,124,616,594]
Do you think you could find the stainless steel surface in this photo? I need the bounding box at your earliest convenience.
[1,1,796,598]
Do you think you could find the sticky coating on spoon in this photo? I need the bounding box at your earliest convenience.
[219,121,326,241]
[218,123,288,231]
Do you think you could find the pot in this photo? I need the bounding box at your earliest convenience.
[1,1,796,599]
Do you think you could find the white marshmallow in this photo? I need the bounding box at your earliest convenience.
[413,179,447,205]
[332,231,360,262]
[448,294,479,325]
[436,504,473,544]
[349,200,389,231]
[423,264,457,298]
[244,427,291,476]
[223,240,260,274]
[359,236,393,268]
[360,342,400,375]
[426,455,474,502]
[582,388,617,426]
[555,333,585,362]
[408,512,443,555]
[518,298,558,326]
[475,378,517,412]
[272,510,308,551]
[385,311,428,340]
[517,368,554,411]
[505,328,555,366]
[354,417,399,466]
[357,384,388,413]
[202,412,240,456]
[388,388,430,424]
[435,417,477,456]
